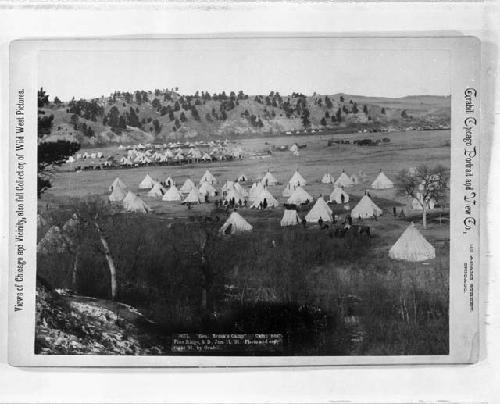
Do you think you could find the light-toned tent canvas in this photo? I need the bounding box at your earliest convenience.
[329,187,349,204]
[261,171,278,186]
[282,183,297,197]
[371,171,394,189]
[123,191,151,213]
[287,187,313,205]
[219,212,253,234]
[249,182,265,201]
[288,170,306,187]
[183,188,202,204]
[222,180,235,193]
[109,185,127,202]
[280,209,301,227]
[389,223,435,262]
[225,189,246,205]
[351,195,383,218]
[147,182,165,198]
[139,174,154,189]
[289,144,299,153]
[237,174,248,182]
[180,178,196,194]
[321,173,334,184]
[334,171,353,188]
[109,177,127,192]
[200,169,216,185]
[233,182,248,198]
[305,197,333,223]
[251,189,279,208]
[162,185,182,201]
[165,176,175,187]
[199,182,216,197]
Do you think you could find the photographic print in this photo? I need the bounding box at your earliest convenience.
[9,36,480,365]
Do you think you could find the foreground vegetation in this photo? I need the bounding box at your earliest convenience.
[37,198,449,356]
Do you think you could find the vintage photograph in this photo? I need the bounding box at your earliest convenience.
[31,38,454,357]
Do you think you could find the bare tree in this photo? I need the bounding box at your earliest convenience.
[396,165,449,229]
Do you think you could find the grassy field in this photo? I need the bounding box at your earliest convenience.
[37,129,450,356]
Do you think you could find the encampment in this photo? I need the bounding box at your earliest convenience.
[219,212,253,234]
[389,222,435,262]
[305,197,333,223]
[351,195,382,218]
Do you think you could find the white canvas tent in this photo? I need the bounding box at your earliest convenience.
[219,212,253,234]
[289,143,299,153]
[109,177,127,192]
[180,178,196,194]
[165,176,175,187]
[334,171,353,188]
[199,182,216,198]
[329,187,349,204]
[305,197,333,223]
[200,170,216,185]
[371,171,394,189]
[162,185,182,201]
[225,189,246,205]
[321,173,334,184]
[287,187,313,205]
[237,174,248,182]
[351,195,382,218]
[123,191,151,213]
[183,188,202,204]
[280,209,301,227]
[147,182,165,198]
[251,189,279,209]
[389,223,435,262]
[139,174,154,189]
[109,186,127,202]
[249,182,265,201]
[261,171,278,186]
[282,183,297,197]
[288,170,306,187]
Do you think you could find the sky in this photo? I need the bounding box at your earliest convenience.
[38,38,451,101]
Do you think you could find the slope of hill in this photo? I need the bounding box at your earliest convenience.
[39,89,451,146]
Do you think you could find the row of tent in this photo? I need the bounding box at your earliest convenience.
[220,211,435,262]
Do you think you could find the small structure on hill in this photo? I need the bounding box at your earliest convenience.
[389,222,435,262]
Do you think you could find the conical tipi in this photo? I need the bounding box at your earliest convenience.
[329,187,349,204]
[288,170,306,187]
[334,171,353,188]
[371,170,394,189]
[389,223,435,262]
[251,189,279,209]
[162,185,182,201]
[109,185,127,202]
[287,187,313,205]
[261,171,278,186]
[280,209,301,227]
[123,191,151,213]
[109,177,127,192]
[180,178,196,194]
[148,182,165,198]
[200,169,216,185]
[199,181,216,197]
[183,188,202,204]
[219,212,253,234]
[139,174,154,189]
[305,197,333,223]
[351,195,382,218]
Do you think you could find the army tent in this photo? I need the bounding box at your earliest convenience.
[321,173,334,184]
[251,189,279,209]
[233,182,248,198]
[280,209,301,227]
[289,143,299,153]
[162,185,182,201]
[389,223,435,262]
[200,170,216,185]
[109,177,127,192]
[219,212,253,234]
[183,188,202,204]
[237,174,248,182]
[222,180,235,193]
[287,187,313,205]
[123,191,151,213]
[147,182,165,198]
[249,182,265,201]
[282,182,297,197]
[334,171,353,188]
[288,170,306,187]
[305,197,333,223]
[139,174,154,189]
[329,187,349,204]
[109,185,127,202]
[180,178,196,194]
[351,195,382,218]
[199,182,216,198]
[261,171,278,186]
[371,171,394,189]
[165,176,175,187]
[225,189,246,205]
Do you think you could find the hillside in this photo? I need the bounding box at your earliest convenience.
[39,89,451,146]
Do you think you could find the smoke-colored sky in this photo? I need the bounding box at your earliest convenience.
[38,38,450,101]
